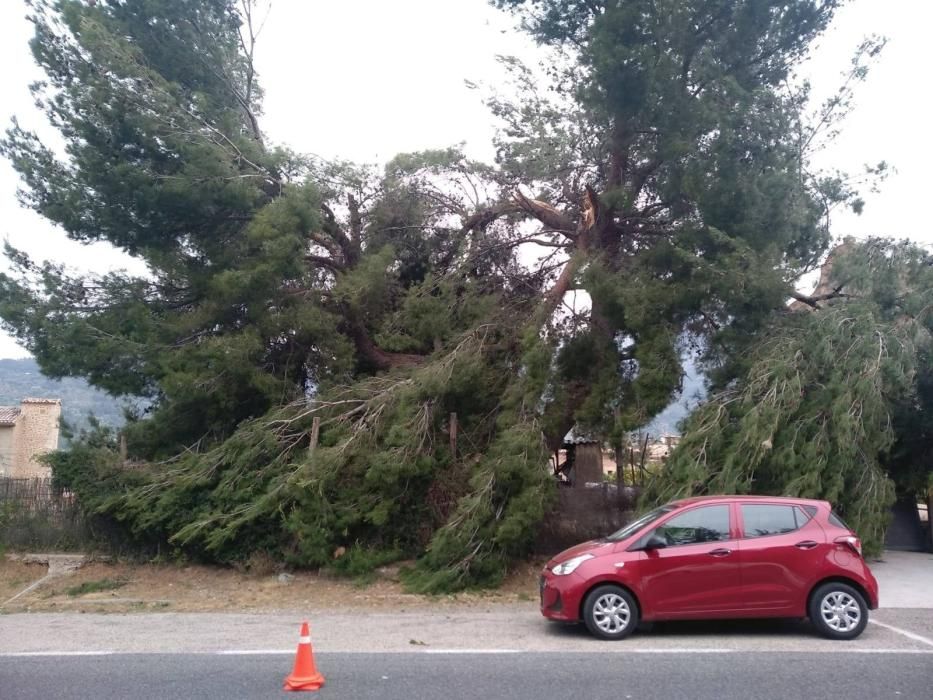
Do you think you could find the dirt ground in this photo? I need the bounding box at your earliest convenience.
[0,556,544,614]
[0,559,39,603]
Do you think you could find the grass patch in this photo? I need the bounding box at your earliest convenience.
[65,578,128,597]
[326,546,404,579]
[352,572,378,588]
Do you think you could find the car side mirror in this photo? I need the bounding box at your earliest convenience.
[642,532,667,550]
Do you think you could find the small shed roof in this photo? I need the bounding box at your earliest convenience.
[0,407,22,426]
[563,428,601,445]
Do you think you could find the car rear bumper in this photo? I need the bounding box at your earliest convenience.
[864,566,880,610]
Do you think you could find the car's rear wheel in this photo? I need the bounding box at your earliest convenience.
[808,582,869,640]
[582,585,639,640]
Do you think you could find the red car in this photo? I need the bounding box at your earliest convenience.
[540,495,878,640]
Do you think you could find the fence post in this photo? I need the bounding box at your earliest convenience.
[309,416,320,455]
[615,446,622,509]
[638,433,650,485]
[449,412,457,460]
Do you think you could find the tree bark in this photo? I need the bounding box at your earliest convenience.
[344,310,424,372]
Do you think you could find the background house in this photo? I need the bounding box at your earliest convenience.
[552,432,681,487]
[0,398,62,478]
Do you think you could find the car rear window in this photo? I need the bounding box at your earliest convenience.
[741,504,800,538]
[828,511,850,530]
[794,506,814,527]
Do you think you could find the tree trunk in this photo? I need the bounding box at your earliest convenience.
[344,311,424,372]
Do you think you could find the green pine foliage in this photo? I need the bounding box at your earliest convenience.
[53,321,553,588]
[645,240,933,553]
[2,1,915,588]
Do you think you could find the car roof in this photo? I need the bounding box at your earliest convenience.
[669,494,829,508]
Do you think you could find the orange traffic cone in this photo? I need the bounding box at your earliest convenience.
[283,621,325,692]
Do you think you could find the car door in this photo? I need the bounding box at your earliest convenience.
[735,502,825,615]
[635,504,743,619]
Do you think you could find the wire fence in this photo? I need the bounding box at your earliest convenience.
[0,477,72,510]
[0,477,90,551]
[534,484,640,554]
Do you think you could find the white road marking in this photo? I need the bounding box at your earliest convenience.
[600,648,735,654]
[1,647,932,657]
[812,649,933,654]
[2,651,116,657]
[869,620,933,647]
[422,649,522,654]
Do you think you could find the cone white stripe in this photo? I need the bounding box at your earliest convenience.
[299,636,311,644]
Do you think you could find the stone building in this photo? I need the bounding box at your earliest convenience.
[0,398,62,478]
[552,432,683,488]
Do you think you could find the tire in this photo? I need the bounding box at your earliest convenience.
[582,585,640,640]
[808,582,869,640]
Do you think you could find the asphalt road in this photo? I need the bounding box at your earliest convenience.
[2,650,932,700]
[2,601,932,698]
[2,607,932,654]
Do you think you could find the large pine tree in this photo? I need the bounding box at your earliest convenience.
[1,0,889,587]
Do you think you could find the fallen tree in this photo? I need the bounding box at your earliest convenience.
[645,240,933,553]
[2,0,888,588]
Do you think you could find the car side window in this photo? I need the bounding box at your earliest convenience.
[741,504,799,538]
[654,505,730,546]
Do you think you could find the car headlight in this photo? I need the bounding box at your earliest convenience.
[551,553,594,576]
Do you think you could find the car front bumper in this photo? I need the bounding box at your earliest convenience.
[539,570,586,622]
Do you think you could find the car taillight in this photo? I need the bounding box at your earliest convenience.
[835,535,862,557]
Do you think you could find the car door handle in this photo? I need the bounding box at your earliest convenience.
[707,548,732,557]
[794,540,818,550]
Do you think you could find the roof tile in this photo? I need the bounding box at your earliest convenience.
[0,407,22,425]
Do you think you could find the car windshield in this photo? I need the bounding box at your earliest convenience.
[605,505,677,541]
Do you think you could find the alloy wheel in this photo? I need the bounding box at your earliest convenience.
[592,592,631,634]
[819,591,862,632]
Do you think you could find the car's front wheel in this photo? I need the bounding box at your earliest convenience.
[582,585,640,640]
[808,582,869,640]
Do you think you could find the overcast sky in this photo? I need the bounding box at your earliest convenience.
[1,0,931,360]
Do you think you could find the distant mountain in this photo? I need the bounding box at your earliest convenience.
[0,353,703,444]
[643,353,707,437]
[0,357,143,436]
